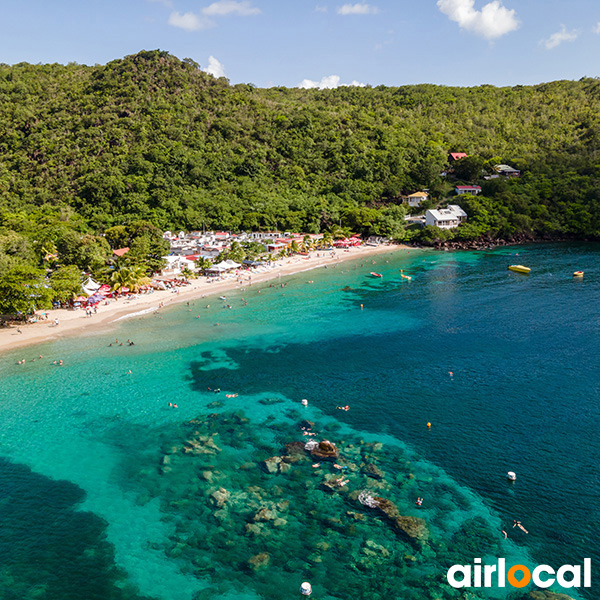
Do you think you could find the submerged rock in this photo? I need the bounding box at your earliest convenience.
[373,497,428,546]
[311,440,339,459]
[248,552,270,570]
[254,506,277,521]
[362,463,385,480]
[263,456,282,474]
[210,487,230,507]
[527,593,577,600]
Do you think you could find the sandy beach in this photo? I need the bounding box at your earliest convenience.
[0,243,406,353]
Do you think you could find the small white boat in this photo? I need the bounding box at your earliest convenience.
[219,296,226,300]
[300,582,312,596]
[507,471,516,481]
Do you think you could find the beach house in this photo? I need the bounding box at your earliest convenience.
[425,205,467,229]
[404,191,429,207]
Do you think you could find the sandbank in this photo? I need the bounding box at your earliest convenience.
[0,243,409,354]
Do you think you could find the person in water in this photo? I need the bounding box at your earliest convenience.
[415,497,423,506]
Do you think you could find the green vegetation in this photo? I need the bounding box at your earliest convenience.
[1,49,600,312]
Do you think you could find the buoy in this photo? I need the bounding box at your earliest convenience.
[360,304,363,310]
[427,422,431,428]
[507,471,516,481]
[301,399,308,406]
[300,582,312,596]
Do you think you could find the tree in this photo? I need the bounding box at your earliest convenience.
[195,257,213,274]
[0,264,53,315]
[50,265,84,304]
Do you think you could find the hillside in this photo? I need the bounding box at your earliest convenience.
[1,49,600,301]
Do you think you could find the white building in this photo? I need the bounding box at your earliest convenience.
[425,205,467,229]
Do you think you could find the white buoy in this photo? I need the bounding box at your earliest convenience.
[300,582,312,596]
[507,471,516,481]
[301,399,308,406]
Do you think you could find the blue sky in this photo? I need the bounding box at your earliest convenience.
[1,0,599,88]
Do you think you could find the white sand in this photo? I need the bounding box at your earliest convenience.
[0,244,405,353]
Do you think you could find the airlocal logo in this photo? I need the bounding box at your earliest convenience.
[447,558,591,589]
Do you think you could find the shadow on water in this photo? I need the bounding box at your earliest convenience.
[0,458,154,600]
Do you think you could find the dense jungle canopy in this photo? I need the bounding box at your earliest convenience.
[1,49,600,311]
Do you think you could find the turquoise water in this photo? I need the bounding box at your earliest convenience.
[0,243,598,599]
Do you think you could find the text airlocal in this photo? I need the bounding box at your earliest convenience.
[447,558,591,589]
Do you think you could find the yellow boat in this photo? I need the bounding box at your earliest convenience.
[573,271,584,277]
[508,265,531,274]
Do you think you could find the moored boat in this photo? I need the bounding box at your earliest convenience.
[370,272,382,278]
[508,265,530,274]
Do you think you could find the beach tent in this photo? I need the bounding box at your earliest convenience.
[82,277,101,296]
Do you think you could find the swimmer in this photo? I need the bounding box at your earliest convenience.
[502,530,507,539]
[312,463,321,468]
[168,402,173,407]
[415,497,423,506]
[449,371,454,377]
[127,370,132,375]
[173,403,178,408]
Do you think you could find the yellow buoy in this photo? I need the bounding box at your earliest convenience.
[360,304,363,310]
[427,422,431,428]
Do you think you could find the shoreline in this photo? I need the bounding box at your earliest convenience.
[0,243,407,354]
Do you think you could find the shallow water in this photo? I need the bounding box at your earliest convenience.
[0,243,597,599]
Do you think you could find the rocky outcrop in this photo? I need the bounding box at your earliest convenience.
[311,440,339,460]
[373,497,428,547]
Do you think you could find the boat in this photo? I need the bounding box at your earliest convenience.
[219,296,226,300]
[573,271,584,277]
[507,471,516,481]
[370,272,382,278]
[508,265,531,274]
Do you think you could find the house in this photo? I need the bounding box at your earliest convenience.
[425,205,467,229]
[449,152,468,162]
[455,185,481,195]
[495,164,520,177]
[404,191,429,207]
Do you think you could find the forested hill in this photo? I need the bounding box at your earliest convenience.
[2,49,600,244]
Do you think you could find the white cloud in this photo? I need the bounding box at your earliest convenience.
[202,1,260,17]
[168,11,214,31]
[437,0,519,40]
[299,75,365,89]
[168,0,259,31]
[337,3,379,15]
[541,25,579,49]
[202,56,226,78]
[593,21,600,35]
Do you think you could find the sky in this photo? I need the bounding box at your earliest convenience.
[1,0,600,88]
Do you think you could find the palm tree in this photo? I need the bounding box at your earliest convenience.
[110,265,150,293]
[195,257,213,275]
[302,235,314,252]
[320,232,333,248]
[290,240,300,255]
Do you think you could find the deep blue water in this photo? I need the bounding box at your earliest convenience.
[0,243,598,599]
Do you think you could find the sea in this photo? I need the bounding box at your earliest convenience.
[0,243,598,600]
